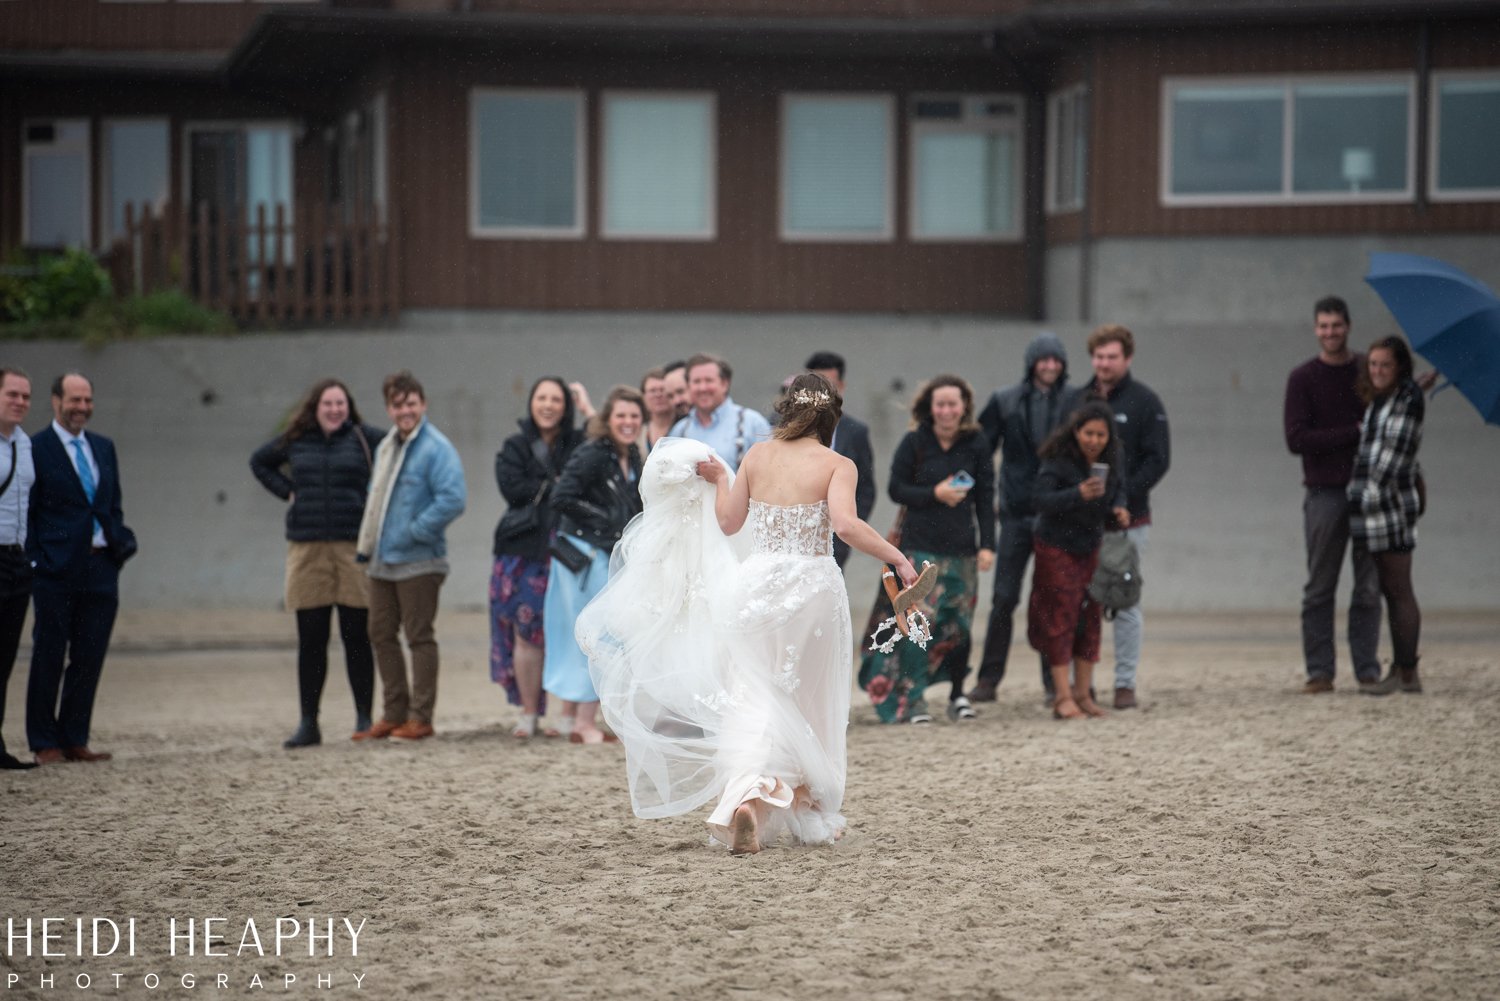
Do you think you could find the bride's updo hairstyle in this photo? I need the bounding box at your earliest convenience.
[773,373,842,446]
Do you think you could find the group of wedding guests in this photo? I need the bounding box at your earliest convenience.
[248,312,1430,746]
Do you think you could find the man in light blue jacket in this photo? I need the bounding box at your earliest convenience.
[355,371,465,741]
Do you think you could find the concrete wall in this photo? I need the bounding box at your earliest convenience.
[3,311,1497,613]
[1047,235,1500,327]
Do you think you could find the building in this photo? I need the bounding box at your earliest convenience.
[3,0,1497,325]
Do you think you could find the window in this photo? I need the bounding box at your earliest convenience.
[602,92,715,239]
[23,119,90,248]
[331,94,387,223]
[1430,72,1500,200]
[471,89,584,238]
[1163,76,1414,204]
[1046,85,1087,214]
[782,94,893,241]
[184,121,295,258]
[102,118,169,244]
[909,94,1023,241]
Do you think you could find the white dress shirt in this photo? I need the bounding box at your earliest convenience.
[0,426,33,547]
[53,420,107,548]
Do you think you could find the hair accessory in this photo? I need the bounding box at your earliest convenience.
[791,388,831,408]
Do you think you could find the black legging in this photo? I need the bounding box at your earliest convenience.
[1372,550,1421,669]
[296,605,374,721]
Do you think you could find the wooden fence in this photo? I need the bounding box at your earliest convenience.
[105,202,400,326]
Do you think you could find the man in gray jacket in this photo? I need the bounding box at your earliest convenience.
[970,333,1079,703]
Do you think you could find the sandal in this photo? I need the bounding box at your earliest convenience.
[881,561,938,637]
[511,713,538,740]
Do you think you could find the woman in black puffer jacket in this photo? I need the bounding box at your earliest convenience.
[542,386,644,744]
[251,378,385,748]
[490,376,584,740]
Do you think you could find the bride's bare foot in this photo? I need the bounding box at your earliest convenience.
[730,803,761,855]
[1052,696,1085,720]
[1074,692,1108,718]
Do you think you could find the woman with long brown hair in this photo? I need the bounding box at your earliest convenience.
[251,378,385,747]
[1349,335,1425,694]
[1027,400,1129,719]
[858,374,995,725]
[543,385,645,744]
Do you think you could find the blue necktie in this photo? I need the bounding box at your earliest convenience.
[72,438,103,538]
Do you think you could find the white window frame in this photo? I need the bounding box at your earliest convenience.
[469,87,586,240]
[21,118,91,248]
[1045,84,1087,215]
[1427,69,1500,203]
[907,93,1024,243]
[100,116,171,246]
[780,92,895,243]
[1160,73,1417,207]
[600,90,717,241]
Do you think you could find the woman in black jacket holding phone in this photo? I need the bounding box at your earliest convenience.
[858,375,995,725]
[251,378,384,748]
[491,376,584,739]
[1027,401,1129,720]
[543,386,645,744]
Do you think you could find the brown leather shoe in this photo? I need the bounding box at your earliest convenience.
[1302,677,1335,694]
[355,719,402,741]
[390,720,435,741]
[63,746,112,762]
[1113,687,1138,709]
[33,748,66,765]
[967,681,998,703]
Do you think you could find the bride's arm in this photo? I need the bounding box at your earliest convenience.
[696,453,751,535]
[828,458,917,587]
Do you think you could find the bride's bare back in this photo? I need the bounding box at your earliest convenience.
[740,438,839,507]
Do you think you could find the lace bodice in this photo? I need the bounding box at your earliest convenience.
[749,500,833,558]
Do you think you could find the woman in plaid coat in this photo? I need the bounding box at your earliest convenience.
[1347,336,1424,695]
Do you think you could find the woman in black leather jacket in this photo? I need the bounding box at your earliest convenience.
[490,376,583,739]
[250,378,385,748]
[542,385,645,744]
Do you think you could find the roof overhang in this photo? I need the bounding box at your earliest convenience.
[0,50,223,82]
[226,9,1018,87]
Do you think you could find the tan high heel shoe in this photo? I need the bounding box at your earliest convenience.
[881,561,938,637]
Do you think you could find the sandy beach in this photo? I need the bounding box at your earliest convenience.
[2,607,1497,1000]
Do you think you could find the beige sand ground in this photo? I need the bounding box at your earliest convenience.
[2,608,1497,1000]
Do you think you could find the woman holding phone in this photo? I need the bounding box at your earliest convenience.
[1027,401,1129,719]
[858,375,995,724]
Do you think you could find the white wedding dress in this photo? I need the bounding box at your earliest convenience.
[575,438,852,849]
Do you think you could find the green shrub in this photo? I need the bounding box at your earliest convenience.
[119,290,236,337]
[28,249,112,321]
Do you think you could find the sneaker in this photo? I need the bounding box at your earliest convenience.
[1301,677,1335,694]
[390,720,435,741]
[946,696,977,722]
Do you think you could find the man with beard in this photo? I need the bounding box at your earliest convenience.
[969,333,1079,703]
[1283,296,1381,694]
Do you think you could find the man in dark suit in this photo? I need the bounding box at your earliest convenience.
[806,352,875,568]
[26,372,136,764]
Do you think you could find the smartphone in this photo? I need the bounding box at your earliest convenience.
[1089,462,1110,484]
[950,470,975,490]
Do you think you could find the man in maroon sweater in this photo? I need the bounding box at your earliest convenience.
[1283,296,1381,693]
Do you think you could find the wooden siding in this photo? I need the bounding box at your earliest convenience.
[0,0,294,51]
[1075,20,1500,240]
[390,46,1032,312]
[462,0,1027,17]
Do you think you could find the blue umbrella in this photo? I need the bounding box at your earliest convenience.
[1364,252,1500,425]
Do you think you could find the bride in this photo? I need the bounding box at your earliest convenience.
[576,373,917,854]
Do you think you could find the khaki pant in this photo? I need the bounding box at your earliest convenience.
[368,574,445,725]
